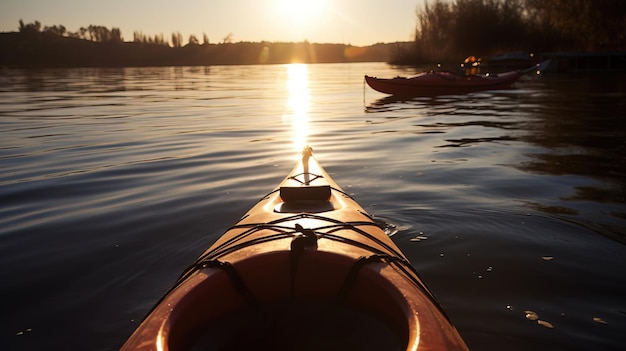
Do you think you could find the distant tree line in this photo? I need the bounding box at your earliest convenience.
[0,21,394,67]
[16,19,213,48]
[393,0,626,64]
[17,18,230,49]
[132,31,211,47]
[19,19,123,43]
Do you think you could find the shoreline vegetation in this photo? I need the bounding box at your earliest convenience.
[1,0,624,68]
[394,0,625,65]
[0,30,400,67]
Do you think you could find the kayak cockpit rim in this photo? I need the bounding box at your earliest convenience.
[120,146,470,351]
[131,246,427,350]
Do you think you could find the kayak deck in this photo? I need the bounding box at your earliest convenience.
[121,147,469,351]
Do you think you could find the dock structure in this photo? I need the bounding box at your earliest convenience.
[540,52,626,73]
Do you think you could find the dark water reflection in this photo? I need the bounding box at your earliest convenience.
[1,64,625,350]
[514,76,626,244]
[368,74,626,244]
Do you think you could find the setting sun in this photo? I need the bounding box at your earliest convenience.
[271,0,330,28]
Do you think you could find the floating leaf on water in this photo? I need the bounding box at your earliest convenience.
[542,256,554,261]
[538,320,554,328]
[525,311,539,321]
[15,328,32,336]
[593,317,608,325]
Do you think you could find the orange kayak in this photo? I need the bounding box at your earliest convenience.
[121,147,469,351]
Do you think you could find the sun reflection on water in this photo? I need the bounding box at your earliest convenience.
[284,64,310,151]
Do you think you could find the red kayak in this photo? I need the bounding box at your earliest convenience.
[365,70,523,96]
[121,147,469,351]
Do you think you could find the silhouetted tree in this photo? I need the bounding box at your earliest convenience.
[222,33,233,44]
[110,27,123,43]
[523,0,626,50]
[79,27,88,40]
[134,30,147,43]
[43,24,66,36]
[188,34,199,45]
[18,19,41,34]
[154,34,167,46]
[172,32,183,47]
[398,0,625,64]
[134,31,168,46]
[414,1,454,61]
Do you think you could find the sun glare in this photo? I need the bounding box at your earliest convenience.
[284,64,311,151]
[272,0,329,27]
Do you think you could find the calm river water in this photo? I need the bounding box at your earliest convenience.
[1,63,625,350]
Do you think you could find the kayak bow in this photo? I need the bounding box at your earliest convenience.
[121,146,469,351]
[365,70,522,96]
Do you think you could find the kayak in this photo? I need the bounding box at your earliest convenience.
[365,70,523,96]
[121,147,469,351]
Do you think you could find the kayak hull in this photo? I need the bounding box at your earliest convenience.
[365,70,522,96]
[121,148,469,351]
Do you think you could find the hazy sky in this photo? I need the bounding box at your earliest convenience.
[0,0,425,46]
